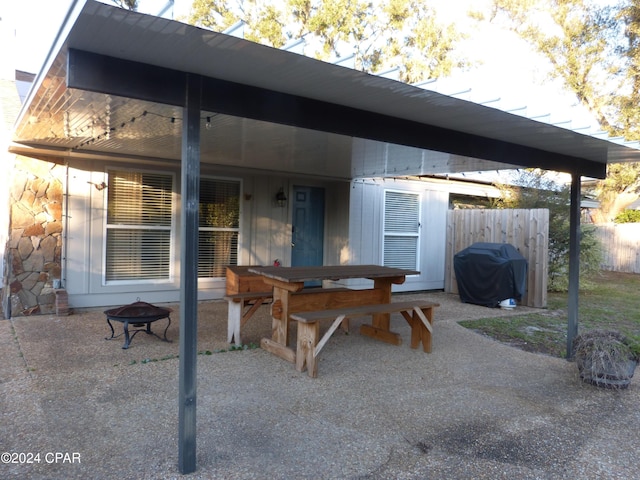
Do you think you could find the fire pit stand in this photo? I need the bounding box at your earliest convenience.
[104,300,172,349]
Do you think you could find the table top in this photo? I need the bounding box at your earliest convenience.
[248,265,419,283]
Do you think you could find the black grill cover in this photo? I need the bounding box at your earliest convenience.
[453,242,528,307]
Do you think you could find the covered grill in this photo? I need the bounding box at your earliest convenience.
[453,243,528,308]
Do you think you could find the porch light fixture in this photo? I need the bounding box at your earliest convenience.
[276,187,287,207]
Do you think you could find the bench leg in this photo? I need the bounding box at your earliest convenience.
[340,318,350,333]
[402,307,433,352]
[296,321,319,378]
[227,301,243,344]
[242,299,267,329]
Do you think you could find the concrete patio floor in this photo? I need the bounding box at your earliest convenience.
[1,292,638,479]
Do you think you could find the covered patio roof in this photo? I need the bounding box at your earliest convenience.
[11,0,640,179]
[8,0,639,474]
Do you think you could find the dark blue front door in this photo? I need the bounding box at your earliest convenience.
[291,186,325,277]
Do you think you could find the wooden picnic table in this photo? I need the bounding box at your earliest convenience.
[248,265,418,364]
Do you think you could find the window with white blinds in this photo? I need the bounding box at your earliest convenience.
[383,190,420,270]
[105,170,173,282]
[198,177,240,278]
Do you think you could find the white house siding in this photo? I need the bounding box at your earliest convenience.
[323,181,351,266]
[416,188,449,290]
[7,152,491,313]
[63,159,351,309]
[65,167,93,301]
[242,175,350,268]
[347,180,381,267]
[64,164,179,309]
[344,178,449,292]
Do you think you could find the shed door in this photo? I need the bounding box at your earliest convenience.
[291,186,325,270]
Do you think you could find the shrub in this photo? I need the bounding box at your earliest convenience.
[494,169,603,292]
[573,329,639,389]
[614,209,640,223]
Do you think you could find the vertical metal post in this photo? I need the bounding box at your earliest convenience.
[178,73,201,474]
[566,171,581,359]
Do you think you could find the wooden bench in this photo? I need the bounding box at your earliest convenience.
[225,287,361,345]
[226,266,271,294]
[225,292,273,344]
[225,266,274,344]
[290,300,439,378]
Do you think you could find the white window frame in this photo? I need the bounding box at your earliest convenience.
[102,168,176,286]
[382,189,421,271]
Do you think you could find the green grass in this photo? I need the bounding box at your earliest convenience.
[458,271,640,358]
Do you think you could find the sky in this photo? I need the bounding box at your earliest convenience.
[2,0,72,73]
[2,0,177,73]
[0,0,599,130]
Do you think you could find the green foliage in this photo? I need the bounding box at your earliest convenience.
[592,162,640,222]
[495,169,602,292]
[184,0,469,82]
[487,0,640,221]
[488,0,626,136]
[614,209,640,223]
[122,343,259,366]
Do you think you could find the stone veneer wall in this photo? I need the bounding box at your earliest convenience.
[3,155,65,316]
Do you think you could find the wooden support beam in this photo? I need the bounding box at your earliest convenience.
[260,338,297,364]
[314,314,348,358]
[359,324,403,346]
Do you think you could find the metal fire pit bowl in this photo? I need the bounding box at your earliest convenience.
[104,300,172,349]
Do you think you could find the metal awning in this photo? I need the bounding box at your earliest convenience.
[8,0,638,474]
[11,0,640,180]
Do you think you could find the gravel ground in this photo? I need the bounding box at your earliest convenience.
[1,292,638,479]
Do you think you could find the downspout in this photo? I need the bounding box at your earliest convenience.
[566,172,581,359]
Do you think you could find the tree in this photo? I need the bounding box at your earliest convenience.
[112,0,138,10]
[591,162,640,223]
[484,0,640,222]
[184,0,469,83]
[614,208,640,222]
[385,1,470,82]
[494,169,602,291]
[186,0,288,47]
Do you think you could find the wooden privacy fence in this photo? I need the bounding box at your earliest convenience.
[594,223,640,274]
[444,209,549,308]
